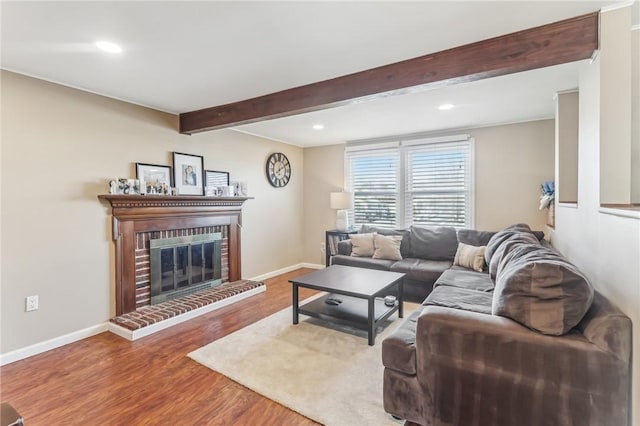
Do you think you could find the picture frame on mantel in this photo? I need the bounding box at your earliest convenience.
[205,170,230,187]
[136,163,172,195]
[173,152,204,195]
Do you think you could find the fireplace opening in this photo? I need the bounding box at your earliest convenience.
[149,233,222,304]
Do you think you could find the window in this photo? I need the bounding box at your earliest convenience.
[345,135,473,229]
[345,149,398,227]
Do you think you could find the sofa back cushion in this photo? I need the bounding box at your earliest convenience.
[492,245,594,335]
[488,232,540,280]
[361,225,411,258]
[484,223,536,265]
[457,229,496,247]
[409,225,458,260]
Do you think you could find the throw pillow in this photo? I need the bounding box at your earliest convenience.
[361,225,411,258]
[350,233,376,257]
[372,234,403,261]
[492,246,594,335]
[453,242,486,272]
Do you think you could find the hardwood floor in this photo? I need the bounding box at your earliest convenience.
[0,269,322,425]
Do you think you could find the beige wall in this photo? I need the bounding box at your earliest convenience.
[473,120,554,230]
[1,71,304,353]
[302,144,346,265]
[551,11,640,424]
[555,91,579,203]
[301,119,555,263]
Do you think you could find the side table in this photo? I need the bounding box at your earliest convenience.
[325,229,358,266]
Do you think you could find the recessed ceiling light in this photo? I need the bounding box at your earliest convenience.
[438,103,455,111]
[95,41,122,54]
[312,124,325,130]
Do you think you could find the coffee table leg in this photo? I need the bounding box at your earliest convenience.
[292,284,299,325]
[368,297,375,346]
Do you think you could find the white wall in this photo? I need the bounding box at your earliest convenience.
[551,9,640,424]
[632,27,639,203]
[1,71,304,354]
[302,120,555,264]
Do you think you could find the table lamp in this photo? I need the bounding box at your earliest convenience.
[330,191,354,231]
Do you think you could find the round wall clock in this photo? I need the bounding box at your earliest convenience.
[266,152,291,188]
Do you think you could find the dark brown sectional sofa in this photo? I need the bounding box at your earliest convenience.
[332,224,542,303]
[333,224,632,426]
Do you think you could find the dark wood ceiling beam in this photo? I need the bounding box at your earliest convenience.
[179,12,598,134]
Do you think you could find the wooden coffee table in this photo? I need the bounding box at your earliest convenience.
[289,265,405,345]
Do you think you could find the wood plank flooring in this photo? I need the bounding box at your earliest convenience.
[0,269,324,425]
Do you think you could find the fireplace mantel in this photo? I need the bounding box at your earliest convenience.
[99,195,253,315]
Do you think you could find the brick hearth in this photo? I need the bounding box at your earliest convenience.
[110,279,264,331]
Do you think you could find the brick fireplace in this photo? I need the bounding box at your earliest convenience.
[98,195,252,316]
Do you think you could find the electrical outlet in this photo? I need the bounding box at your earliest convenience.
[320,242,325,253]
[26,295,38,312]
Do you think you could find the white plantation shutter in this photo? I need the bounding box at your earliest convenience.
[345,149,399,227]
[405,141,472,227]
[345,135,473,229]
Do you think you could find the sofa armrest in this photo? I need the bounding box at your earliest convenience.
[414,306,630,426]
[337,239,352,256]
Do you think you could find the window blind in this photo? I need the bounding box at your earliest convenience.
[345,149,398,227]
[405,142,471,227]
[345,136,473,229]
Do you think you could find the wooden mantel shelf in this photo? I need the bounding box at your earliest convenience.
[98,194,253,315]
[98,194,253,210]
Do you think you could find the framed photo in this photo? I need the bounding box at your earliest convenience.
[136,163,172,195]
[173,152,204,195]
[109,178,141,195]
[205,170,230,187]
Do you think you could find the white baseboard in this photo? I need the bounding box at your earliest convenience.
[0,265,315,365]
[108,285,266,341]
[0,323,108,366]
[248,262,323,282]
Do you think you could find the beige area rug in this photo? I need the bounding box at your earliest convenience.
[188,297,418,426]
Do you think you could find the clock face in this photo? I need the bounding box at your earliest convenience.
[266,152,291,188]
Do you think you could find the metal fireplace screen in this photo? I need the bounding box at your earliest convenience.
[149,233,222,304]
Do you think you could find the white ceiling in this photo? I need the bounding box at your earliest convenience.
[1,1,632,147]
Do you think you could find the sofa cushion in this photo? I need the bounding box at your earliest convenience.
[372,234,403,261]
[434,267,494,292]
[492,245,594,335]
[453,242,486,272]
[350,233,376,257]
[330,254,395,270]
[484,223,534,265]
[409,226,458,260]
[484,223,546,265]
[457,229,496,247]
[337,239,352,256]
[382,308,422,375]
[424,285,493,314]
[361,225,411,258]
[390,258,452,284]
[488,232,540,280]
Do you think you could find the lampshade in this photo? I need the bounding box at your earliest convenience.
[330,192,353,210]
